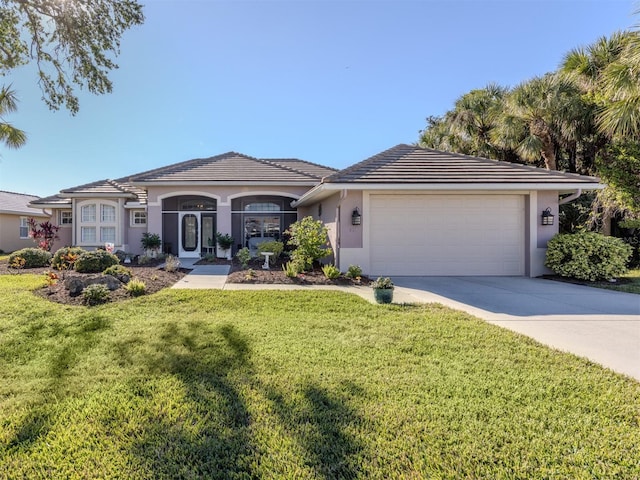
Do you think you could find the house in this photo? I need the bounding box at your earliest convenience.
[31,145,602,277]
[31,152,337,258]
[0,191,51,253]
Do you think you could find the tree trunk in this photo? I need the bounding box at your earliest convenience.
[530,119,557,170]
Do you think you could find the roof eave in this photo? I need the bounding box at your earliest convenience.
[59,192,138,199]
[0,209,50,217]
[293,182,604,207]
[129,181,320,187]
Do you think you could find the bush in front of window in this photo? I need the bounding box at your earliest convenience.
[8,248,52,268]
[256,240,284,265]
[75,250,120,273]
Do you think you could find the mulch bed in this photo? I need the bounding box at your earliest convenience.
[1,256,369,306]
[203,257,371,286]
[0,259,188,306]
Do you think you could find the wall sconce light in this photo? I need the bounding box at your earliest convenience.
[541,207,555,226]
[351,207,362,225]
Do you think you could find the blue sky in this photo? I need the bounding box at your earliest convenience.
[1,0,637,197]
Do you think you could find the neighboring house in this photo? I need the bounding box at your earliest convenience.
[31,145,602,277]
[0,191,51,253]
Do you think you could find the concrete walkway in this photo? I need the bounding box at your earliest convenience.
[171,258,230,289]
[171,263,640,381]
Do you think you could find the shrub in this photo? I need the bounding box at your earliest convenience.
[371,277,394,289]
[9,256,25,271]
[83,284,110,306]
[164,255,180,272]
[8,248,52,268]
[141,232,162,251]
[345,265,362,279]
[52,247,86,270]
[282,261,300,278]
[216,232,234,250]
[75,250,120,273]
[285,216,332,272]
[103,264,132,278]
[256,240,284,265]
[125,278,146,297]
[236,247,251,268]
[545,232,633,281]
[26,218,59,251]
[321,264,341,279]
[137,255,152,265]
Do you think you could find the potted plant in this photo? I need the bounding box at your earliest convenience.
[141,232,162,258]
[372,276,394,304]
[216,232,234,260]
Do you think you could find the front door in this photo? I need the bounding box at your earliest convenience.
[179,212,200,258]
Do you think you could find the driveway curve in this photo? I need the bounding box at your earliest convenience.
[391,277,640,381]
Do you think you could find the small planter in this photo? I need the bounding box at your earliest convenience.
[373,288,393,304]
[216,233,234,260]
[371,276,394,304]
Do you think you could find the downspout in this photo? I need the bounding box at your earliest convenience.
[559,189,582,206]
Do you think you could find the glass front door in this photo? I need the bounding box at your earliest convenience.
[201,214,216,255]
[179,213,200,258]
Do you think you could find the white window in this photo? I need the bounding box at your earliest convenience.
[101,204,116,222]
[101,227,116,243]
[59,210,73,225]
[131,210,147,226]
[77,200,118,245]
[81,227,96,243]
[19,217,29,238]
[81,204,96,223]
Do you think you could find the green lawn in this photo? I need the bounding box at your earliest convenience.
[0,275,639,479]
[601,268,640,294]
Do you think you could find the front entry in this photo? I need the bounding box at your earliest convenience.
[179,213,200,258]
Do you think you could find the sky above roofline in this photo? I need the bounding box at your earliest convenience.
[0,0,635,197]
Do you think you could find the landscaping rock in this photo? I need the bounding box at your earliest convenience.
[64,274,123,296]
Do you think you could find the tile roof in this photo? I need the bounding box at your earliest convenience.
[129,152,336,184]
[60,178,147,202]
[29,194,72,207]
[30,178,147,207]
[0,190,49,216]
[323,144,601,185]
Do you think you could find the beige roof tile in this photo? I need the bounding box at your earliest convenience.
[325,144,600,185]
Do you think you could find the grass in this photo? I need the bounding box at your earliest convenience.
[0,274,639,479]
[601,268,640,294]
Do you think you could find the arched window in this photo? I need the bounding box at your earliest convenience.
[244,201,281,212]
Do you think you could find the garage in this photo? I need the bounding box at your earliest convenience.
[369,194,525,276]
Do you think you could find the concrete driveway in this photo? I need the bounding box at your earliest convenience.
[391,277,640,381]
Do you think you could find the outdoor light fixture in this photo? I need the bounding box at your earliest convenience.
[541,207,555,226]
[351,207,362,225]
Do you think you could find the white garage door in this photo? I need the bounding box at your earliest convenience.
[369,194,525,276]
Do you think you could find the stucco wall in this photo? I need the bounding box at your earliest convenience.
[531,190,559,277]
[0,214,34,252]
[303,190,364,267]
[145,185,311,247]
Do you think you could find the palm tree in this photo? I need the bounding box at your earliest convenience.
[0,85,26,149]
[448,83,508,159]
[562,30,640,141]
[493,74,588,170]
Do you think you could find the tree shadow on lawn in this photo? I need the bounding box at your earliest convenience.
[5,311,112,450]
[131,321,367,479]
